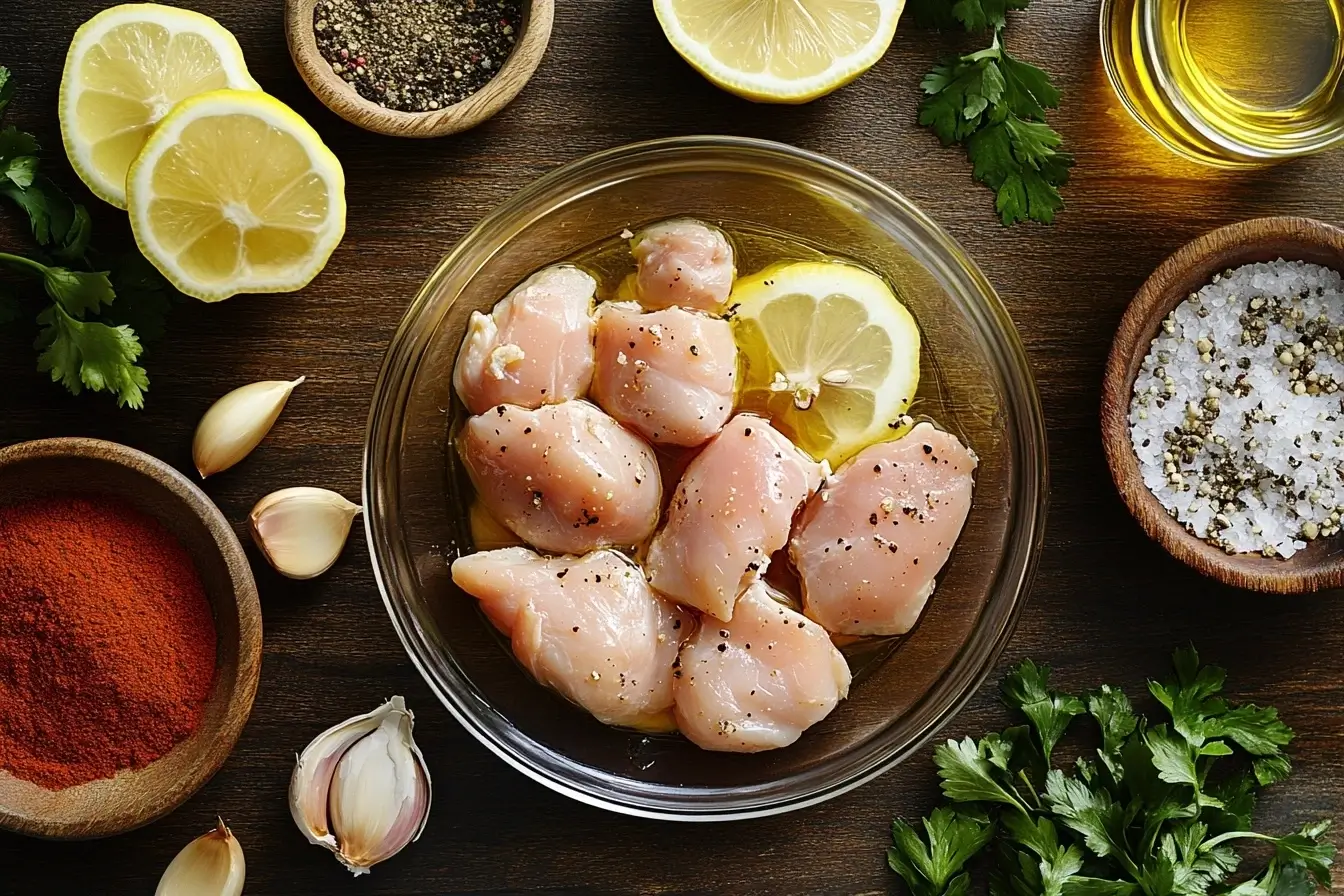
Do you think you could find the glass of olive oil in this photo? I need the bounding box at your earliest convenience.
[1101,0,1344,166]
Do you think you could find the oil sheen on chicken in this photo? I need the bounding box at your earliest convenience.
[453,265,598,415]
[673,582,850,752]
[631,219,735,312]
[591,302,737,447]
[459,401,661,554]
[452,547,695,731]
[645,414,823,621]
[790,422,976,636]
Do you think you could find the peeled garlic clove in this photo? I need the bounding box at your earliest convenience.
[193,377,305,478]
[289,697,399,848]
[329,698,432,875]
[250,487,361,580]
[156,818,245,896]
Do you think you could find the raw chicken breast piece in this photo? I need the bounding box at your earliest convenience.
[459,401,662,554]
[645,414,823,621]
[790,422,976,637]
[591,302,737,447]
[631,219,735,312]
[673,582,851,752]
[452,547,695,731]
[453,265,598,415]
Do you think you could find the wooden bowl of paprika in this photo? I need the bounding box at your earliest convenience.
[0,438,262,840]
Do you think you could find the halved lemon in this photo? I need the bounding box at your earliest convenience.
[59,3,260,209]
[653,0,906,103]
[126,89,346,302]
[732,261,920,466]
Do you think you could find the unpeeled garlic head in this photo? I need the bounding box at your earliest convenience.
[193,377,304,478]
[290,697,431,876]
[155,818,245,896]
[249,487,361,580]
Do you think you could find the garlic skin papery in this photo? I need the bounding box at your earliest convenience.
[290,696,431,876]
[249,487,361,580]
[193,377,305,478]
[155,818,245,896]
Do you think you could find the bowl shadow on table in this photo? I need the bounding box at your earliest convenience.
[373,163,1037,802]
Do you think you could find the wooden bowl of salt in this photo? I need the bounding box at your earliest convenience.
[0,438,261,839]
[1101,216,1344,594]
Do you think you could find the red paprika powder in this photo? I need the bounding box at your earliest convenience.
[0,495,217,790]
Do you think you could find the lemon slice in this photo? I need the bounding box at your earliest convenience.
[653,0,905,103]
[59,3,260,209]
[732,261,920,466]
[126,89,346,302]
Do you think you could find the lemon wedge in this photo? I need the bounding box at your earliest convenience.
[126,89,346,302]
[732,261,920,466]
[59,3,260,209]
[653,0,906,103]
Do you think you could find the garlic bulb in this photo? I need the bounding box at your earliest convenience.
[249,487,361,579]
[290,697,431,876]
[155,818,245,896]
[193,377,305,478]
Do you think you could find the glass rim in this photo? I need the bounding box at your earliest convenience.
[363,135,1050,821]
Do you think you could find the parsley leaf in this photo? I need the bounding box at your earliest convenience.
[909,0,961,29]
[952,0,1030,32]
[936,736,1032,812]
[889,807,996,896]
[0,67,12,116]
[1002,659,1085,765]
[35,303,148,409]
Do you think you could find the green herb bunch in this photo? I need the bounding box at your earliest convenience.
[889,648,1335,896]
[0,66,174,408]
[909,0,1073,225]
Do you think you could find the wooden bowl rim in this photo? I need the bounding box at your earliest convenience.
[0,437,262,839]
[285,0,555,138]
[1100,216,1344,594]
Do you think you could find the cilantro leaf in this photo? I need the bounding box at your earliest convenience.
[43,265,115,315]
[890,807,996,896]
[98,252,175,342]
[35,303,148,409]
[1002,659,1085,765]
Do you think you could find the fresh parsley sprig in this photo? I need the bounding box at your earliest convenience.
[0,64,175,408]
[911,0,1072,225]
[889,648,1335,896]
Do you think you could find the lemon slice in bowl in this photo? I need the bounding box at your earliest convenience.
[732,261,920,466]
[652,0,905,103]
[59,3,260,209]
[126,89,346,302]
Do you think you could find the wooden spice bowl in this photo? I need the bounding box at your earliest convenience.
[285,0,554,137]
[0,438,262,840]
[1101,216,1344,594]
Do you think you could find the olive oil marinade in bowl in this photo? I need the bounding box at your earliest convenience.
[364,137,1047,820]
[1101,0,1344,166]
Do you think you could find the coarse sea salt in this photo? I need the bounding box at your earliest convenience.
[1129,259,1344,558]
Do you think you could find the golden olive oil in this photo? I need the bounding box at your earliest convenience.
[1102,0,1344,165]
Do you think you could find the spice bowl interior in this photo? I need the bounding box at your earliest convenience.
[1101,216,1344,594]
[364,136,1049,820]
[284,0,554,138]
[0,438,261,840]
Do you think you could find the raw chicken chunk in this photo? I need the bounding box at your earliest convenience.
[673,582,851,752]
[645,414,823,621]
[591,302,737,447]
[452,547,694,731]
[453,265,598,415]
[790,422,976,637]
[631,219,735,312]
[459,401,661,554]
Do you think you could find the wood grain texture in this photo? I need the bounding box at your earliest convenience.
[1101,217,1344,594]
[2,0,1344,892]
[0,439,261,840]
[285,0,554,137]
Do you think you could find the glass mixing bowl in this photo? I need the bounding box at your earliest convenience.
[364,136,1047,821]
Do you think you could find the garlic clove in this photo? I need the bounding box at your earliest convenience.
[193,377,305,478]
[249,487,361,580]
[155,818,245,896]
[328,697,432,876]
[289,697,401,848]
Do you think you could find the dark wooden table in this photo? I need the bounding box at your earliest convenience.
[3,1,1343,893]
